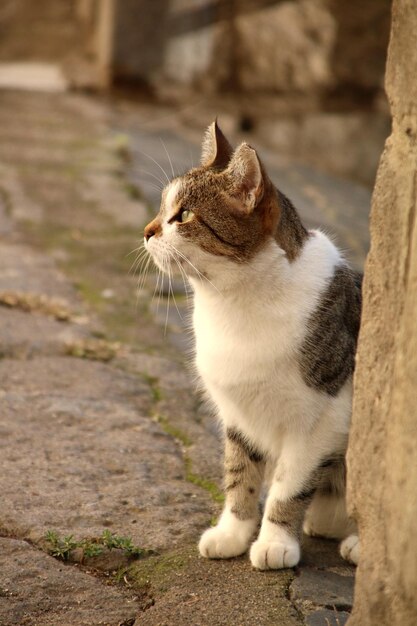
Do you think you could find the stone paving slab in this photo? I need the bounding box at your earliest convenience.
[290,568,354,611]
[0,307,90,359]
[0,538,141,626]
[119,352,223,484]
[0,243,80,303]
[0,356,211,550]
[305,609,350,626]
[133,550,300,626]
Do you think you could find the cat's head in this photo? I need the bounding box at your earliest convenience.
[144,122,283,285]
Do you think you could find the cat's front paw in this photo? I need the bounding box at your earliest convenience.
[250,538,300,570]
[199,526,250,559]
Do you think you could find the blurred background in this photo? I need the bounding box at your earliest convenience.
[0,0,391,187]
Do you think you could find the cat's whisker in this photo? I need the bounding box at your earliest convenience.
[129,247,148,276]
[168,268,184,323]
[136,262,152,309]
[132,252,152,281]
[164,268,172,336]
[160,138,176,179]
[126,243,145,258]
[173,256,191,300]
[167,243,221,295]
[150,264,160,304]
[137,150,171,184]
[137,254,153,294]
[141,169,165,189]
[156,255,168,315]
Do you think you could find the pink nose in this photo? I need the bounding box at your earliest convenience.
[144,218,161,241]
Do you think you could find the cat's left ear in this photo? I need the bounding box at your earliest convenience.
[201,121,233,169]
[226,143,264,214]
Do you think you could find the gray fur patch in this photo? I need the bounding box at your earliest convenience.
[275,191,309,262]
[299,265,362,396]
[317,456,346,497]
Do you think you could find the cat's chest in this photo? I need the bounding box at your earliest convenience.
[193,294,302,388]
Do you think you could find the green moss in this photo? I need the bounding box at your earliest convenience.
[148,412,222,504]
[74,279,104,310]
[119,548,188,592]
[184,456,224,504]
[157,415,192,447]
[142,374,163,403]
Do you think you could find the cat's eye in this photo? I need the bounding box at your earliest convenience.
[179,209,195,223]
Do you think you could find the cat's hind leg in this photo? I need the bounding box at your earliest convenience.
[303,491,355,539]
[303,458,356,540]
[199,427,265,559]
[302,458,359,566]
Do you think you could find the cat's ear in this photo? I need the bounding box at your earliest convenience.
[201,121,233,169]
[226,143,264,213]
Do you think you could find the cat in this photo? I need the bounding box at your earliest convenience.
[143,121,361,569]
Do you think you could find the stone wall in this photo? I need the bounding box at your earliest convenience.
[347,0,417,624]
[112,0,391,101]
[111,0,392,185]
[0,0,82,62]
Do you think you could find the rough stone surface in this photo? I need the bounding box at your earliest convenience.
[290,568,354,612]
[133,550,300,626]
[0,356,212,549]
[0,308,90,359]
[306,610,350,626]
[347,1,417,625]
[235,0,335,93]
[0,243,80,302]
[0,538,142,625]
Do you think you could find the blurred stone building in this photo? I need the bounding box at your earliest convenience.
[0,0,392,184]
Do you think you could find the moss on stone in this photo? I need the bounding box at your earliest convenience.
[119,547,190,592]
[184,456,224,504]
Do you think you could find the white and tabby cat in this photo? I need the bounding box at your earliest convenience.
[144,122,361,569]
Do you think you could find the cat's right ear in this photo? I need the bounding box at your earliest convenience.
[201,121,233,169]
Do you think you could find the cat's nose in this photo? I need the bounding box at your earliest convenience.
[144,219,161,241]
[144,225,155,241]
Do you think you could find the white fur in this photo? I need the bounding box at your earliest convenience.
[303,493,356,540]
[199,507,257,559]
[165,180,181,216]
[250,519,300,569]
[340,534,360,565]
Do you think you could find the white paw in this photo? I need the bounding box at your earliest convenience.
[250,538,300,570]
[340,534,360,565]
[199,526,250,559]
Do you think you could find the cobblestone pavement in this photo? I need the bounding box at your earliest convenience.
[0,90,363,626]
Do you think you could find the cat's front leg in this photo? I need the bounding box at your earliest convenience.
[250,439,319,570]
[199,427,265,559]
